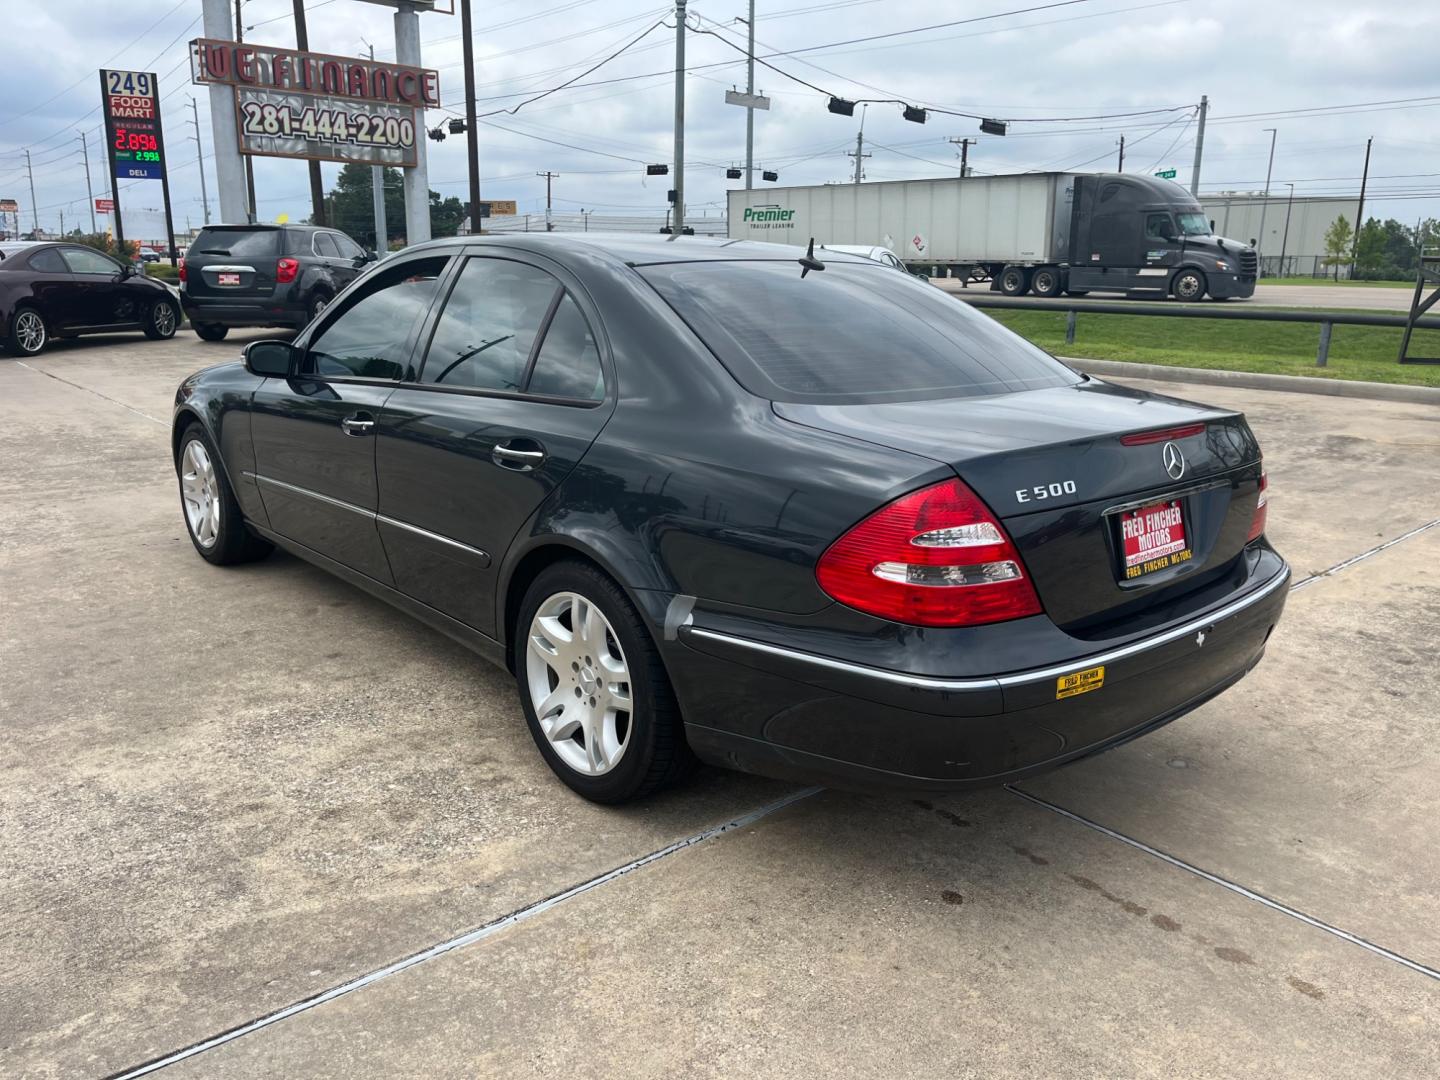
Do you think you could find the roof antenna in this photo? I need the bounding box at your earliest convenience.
[798,237,826,278]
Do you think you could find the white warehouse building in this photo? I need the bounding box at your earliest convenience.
[1198,193,1361,276]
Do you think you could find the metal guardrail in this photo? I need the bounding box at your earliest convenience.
[952,295,1440,368]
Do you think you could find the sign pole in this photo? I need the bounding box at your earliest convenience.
[156,97,179,265]
[200,0,248,223]
[394,2,431,244]
[98,72,126,255]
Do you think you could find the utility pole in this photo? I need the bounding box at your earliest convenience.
[743,0,755,189]
[292,0,326,225]
[202,0,247,224]
[1278,181,1294,278]
[24,150,38,236]
[537,171,559,231]
[1189,94,1208,196]
[1256,127,1277,256]
[948,137,975,178]
[394,1,431,244]
[672,0,686,235]
[1117,134,1125,173]
[848,104,870,184]
[363,43,388,249]
[236,0,257,221]
[459,0,482,234]
[189,97,212,225]
[79,132,97,232]
[1349,135,1373,279]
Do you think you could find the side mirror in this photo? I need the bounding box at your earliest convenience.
[244,339,298,378]
[354,251,378,267]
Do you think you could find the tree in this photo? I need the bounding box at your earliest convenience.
[1321,214,1354,281]
[70,232,138,261]
[1353,218,1388,280]
[322,162,471,248]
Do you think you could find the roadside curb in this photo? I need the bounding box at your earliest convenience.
[1064,357,1440,405]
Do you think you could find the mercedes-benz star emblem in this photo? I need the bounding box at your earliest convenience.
[1162,441,1187,480]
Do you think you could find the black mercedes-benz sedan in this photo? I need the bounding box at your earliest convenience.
[171,234,1286,803]
[1,241,180,355]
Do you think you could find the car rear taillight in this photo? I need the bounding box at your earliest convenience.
[276,257,299,283]
[1119,423,1207,446]
[816,478,1042,627]
[1247,468,1268,542]
[177,256,186,283]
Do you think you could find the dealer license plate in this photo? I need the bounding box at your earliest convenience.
[1118,498,1192,580]
[217,272,241,286]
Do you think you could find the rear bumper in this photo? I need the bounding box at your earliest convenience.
[671,558,1289,791]
[180,291,306,329]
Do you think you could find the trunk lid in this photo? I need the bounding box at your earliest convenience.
[183,225,282,299]
[775,380,1264,630]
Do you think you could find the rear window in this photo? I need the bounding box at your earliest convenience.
[190,228,280,258]
[640,262,1078,404]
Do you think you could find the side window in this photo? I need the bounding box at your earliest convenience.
[528,294,604,401]
[1099,182,1122,204]
[420,258,560,391]
[302,256,448,380]
[313,232,341,258]
[28,248,68,274]
[333,233,364,259]
[1145,214,1174,240]
[61,247,122,275]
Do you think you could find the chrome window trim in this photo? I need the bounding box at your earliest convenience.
[686,565,1289,693]
[245,472,489,562]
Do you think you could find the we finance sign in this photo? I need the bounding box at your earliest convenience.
[742,204,796,232]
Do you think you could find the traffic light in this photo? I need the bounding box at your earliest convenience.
[762,170,778,182]
[448,118,466,134]
[903,105,927,124]
[828,97,856,116]
[726,167,742,179]
[980,118,1008,136]
[646,163,669,176]
[428,126,446,142]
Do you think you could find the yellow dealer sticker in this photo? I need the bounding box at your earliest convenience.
[1056,665,1105,700]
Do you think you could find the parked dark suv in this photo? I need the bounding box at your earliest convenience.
[180,223,376,341]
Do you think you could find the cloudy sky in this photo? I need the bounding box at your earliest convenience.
[2,0,1436,242]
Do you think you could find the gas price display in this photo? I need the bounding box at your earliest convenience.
[101,69,169,181]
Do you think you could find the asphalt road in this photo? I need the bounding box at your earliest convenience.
[934,278,1418,312]
[2,333,1438,1078]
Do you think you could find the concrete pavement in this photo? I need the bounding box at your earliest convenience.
[1,337,1436,1078]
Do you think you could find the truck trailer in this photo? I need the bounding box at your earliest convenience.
[726,172,1258,301]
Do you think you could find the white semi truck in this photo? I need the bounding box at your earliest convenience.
[727,172,1258,300]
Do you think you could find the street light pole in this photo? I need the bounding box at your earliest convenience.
[1256,127,1277,262]
[459,0,482,234]
[1278,181,1294,278]
[363,43,387,249]
[1189,94,1208,196]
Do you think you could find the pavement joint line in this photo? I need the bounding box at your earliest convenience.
[1287,518,1440,592]
[1005,785,1440,984]
[14,361,167,427]
[103,785,823,1080]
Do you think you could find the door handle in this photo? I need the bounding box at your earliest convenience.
[341,413,376,436]
[492,441,546,470]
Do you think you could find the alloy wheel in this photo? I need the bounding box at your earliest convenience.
[15,311,45,353]
[525,591,632,776]
[180,439,220,548]
[153,302,176,336]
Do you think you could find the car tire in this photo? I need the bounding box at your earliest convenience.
[515,560,695,804]
[176,422,273,566]
[144,299,179,340]
[6,307,49,356]
[193,323,229,342]
[1171,269,1207,301]
[1031,267,1063,297]
[306,292,332,322]
[997,266,1030,296]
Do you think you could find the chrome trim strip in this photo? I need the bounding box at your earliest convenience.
[246,472,375,519]
[686,566,1289,693]
[1101,476,1231,517]
[375,514,490,563]
[202,264,257,274]
[245,472,490,562]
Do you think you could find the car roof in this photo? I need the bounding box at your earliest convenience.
[401,232,879,269]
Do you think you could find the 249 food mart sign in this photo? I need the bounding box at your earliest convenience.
[190,39,440,167]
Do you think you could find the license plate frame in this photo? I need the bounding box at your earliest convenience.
[1115,497,1191,582]
[216,272,241,287]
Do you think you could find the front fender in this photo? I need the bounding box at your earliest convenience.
[173,362,269,526]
